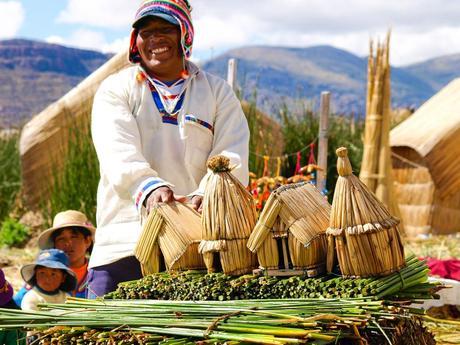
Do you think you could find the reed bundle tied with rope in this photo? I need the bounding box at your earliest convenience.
[200,155,258,275]
[135,201,205,275]
[327,147,405,278]
[248,182,330,275]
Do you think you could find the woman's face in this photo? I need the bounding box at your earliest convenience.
[54,228,91,268]
[35,266,65,292]
[136,17,182,80]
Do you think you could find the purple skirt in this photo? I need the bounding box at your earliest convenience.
[86,256,142,298]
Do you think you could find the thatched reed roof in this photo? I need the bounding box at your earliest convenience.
[390,78,460,199]
[19,50,130,206]
[248,182,330,252]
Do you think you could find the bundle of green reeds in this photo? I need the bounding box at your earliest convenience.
[0,298,435,345]
[135,201,205,275]
[248,182,329,275]
[107,255,441,301]
[200,155,258,275]
[327,147,405,277]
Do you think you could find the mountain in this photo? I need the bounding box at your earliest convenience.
[0,39,459,127]
[404,53,460,91]
[202,45,438,118]
[0,39,111,127]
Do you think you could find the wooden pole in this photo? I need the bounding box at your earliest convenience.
[227,58,238,92]
[317,91,330,194]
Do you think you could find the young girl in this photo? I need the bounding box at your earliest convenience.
[20,249,77,311]
[38,210,95,297]
[14,210,94,305]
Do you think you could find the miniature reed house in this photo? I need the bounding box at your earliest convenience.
[200,155,258,275]
[135,202,206,275]
[247,182,330,277]
[327,147,405,277]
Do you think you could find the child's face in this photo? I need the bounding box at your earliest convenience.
[54,228,91,267]
[35,266,65,292]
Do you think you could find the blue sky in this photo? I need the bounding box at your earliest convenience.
[2,0,460,66]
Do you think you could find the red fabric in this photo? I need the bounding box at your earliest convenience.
[425,257,460,281]
[308,143,316,165]
[294,152,301,175]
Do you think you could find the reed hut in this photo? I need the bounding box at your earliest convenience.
[247,182,330,277]
[327,147,405,278]
[135,202,206,275]
[390,78,460,237]
[19,50,130,207]
[200,155,258,275]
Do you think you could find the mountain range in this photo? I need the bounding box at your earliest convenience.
[1,38,459,127]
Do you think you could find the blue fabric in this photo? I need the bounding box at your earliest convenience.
[13,285,30,308]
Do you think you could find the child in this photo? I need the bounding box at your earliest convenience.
[14,210,94,305]
[38,210,94,297]
[20,249,77,311]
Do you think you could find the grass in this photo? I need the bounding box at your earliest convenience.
[281,104,364,201]
[43,120,99,226]
[0,131,21,223]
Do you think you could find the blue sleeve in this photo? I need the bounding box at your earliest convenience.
[13,285,30,307]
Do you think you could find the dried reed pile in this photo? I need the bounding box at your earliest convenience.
[19,50,130,207]
[327,147,405,277]
[200,155,257,275]
[135,202,205,275]
[248,182,329,275]
[359,31,401,226]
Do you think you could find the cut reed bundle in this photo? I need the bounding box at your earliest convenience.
[200,155,258,275]
[248,182,330,275]
[327,147,405,277]
[0,297,436,345]
[135,202,205,275]
[108,255,441,301]
[360,32,402,229]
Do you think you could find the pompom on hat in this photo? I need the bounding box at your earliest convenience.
[129,0,194,63]
[0,268,14,306]
[38,210,95,250]
[20,249,77,293]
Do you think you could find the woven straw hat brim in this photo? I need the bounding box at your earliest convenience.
[38,223,95,250]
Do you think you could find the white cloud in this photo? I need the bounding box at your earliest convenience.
[45,30,128,54]
[57,0,137,29]
[53,0,460,65]
[190,0,460,65]
[0,1,24,38]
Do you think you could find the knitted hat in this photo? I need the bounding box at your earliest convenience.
[20,249,77,293]
[129,0,194,63]
[0,269,13,306]
[38,210,95,250]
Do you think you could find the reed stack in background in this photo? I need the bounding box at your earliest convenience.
[248,182,329,276]
[359,32,401,226]
[135,202,205,275]
[200,155,258,275]
[327,147,405,277]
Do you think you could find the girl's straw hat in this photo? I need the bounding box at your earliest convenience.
[38,210,95,249]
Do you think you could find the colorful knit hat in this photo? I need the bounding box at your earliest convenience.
[129,0,194,63]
